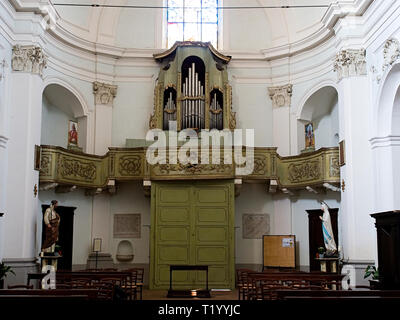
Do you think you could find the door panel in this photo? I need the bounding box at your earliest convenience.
[150,180,234,289]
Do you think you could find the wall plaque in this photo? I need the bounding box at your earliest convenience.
[242,214,270,239]
[113,214,141,238]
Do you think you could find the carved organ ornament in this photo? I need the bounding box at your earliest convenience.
[150,42,236,131]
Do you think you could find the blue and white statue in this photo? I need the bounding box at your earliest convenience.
[320,201,337,256]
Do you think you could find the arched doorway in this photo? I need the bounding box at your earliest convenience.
[372,63,400,212]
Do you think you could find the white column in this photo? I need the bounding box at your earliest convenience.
[3,45,47,260]
[91,81,117,255]
[335,49,376,263]
[269,84,293,234]
[0,58,8,260]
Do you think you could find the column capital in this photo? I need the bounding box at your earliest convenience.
[11,45,47,77]
[334,48,367,81]
[268,84,293,108]
[93,81,118,106]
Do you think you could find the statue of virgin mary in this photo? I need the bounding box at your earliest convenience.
[320,201,337,256]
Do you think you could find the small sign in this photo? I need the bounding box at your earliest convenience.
[93,238,102,252]
[282,237,294,248]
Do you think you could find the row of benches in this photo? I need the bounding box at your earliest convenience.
[1,269,144,301]
[236,269,400,300]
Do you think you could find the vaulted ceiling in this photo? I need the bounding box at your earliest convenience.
[49,0,336,50]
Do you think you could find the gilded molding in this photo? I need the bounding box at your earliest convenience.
[334,49,367,81]
[11,45,47,77]
[268,84,293,108]
[93,81,118,105]
[39,146,340,191]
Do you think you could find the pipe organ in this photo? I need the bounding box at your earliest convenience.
[150,41,236,132]
[163,88,177,130]
[210,90,223,130]
[182,62,205,130]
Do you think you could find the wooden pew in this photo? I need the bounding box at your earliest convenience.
[56,271,133,300]
[0,289,99,301]
[275,289,400,300]
[245,272,346,300]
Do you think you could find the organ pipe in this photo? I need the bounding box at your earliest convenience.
[181,62,205,130]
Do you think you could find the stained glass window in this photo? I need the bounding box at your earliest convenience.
[167,0,219,48]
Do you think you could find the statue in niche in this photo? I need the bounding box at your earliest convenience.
[68,120,78,146]
[42,200,61,254]
[305,122,315,149]
[320,201,337,256]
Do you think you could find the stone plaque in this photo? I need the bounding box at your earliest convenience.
[242,214,270,239]
[114,214,141,238]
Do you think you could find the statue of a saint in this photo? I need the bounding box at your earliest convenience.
[42,200,61,254]
[320,201,337,256]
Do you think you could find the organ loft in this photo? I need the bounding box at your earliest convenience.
[150,42,236,132]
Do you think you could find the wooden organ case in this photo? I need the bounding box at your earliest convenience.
[150,42,236,131]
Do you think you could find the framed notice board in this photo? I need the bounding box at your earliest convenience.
[263,235,296,269]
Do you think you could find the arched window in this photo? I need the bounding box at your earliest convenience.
[167,0,220,48]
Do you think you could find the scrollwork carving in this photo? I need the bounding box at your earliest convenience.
[40,155,51,176]
[119,155,142,176]
[288,161,321,183]
[253,157,267,175]
[329,156,340,177]
[57,156,97,182]
[156,162,232,176]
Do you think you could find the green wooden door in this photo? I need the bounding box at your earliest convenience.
[150,180,235,290]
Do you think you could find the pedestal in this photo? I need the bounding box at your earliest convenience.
[40,253,62,272]
[316,258,339,273]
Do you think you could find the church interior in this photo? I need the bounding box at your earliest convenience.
[1,0,400,306]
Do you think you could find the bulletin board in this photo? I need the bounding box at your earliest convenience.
[263,235,296,269]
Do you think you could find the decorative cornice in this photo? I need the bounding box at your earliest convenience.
[11,45,47,77]
[268,84,293,108]
[333,48,367,81]
[383,38,400,72]
[93,81,118,105]
[370,135,400,149]
[153,41,231,64]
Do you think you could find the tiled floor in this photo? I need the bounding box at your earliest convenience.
[142,289,239,300]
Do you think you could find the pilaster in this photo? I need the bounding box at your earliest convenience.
[91,81,118,256]
[269,84,293,234]
[335,48,375,261]
[3,44,47,259]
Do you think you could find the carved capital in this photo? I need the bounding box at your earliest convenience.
[334,48,367,81]
[11,45,47,77]
[268,84,293,108]
[93,81,118,105]
[383,38,400,72]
